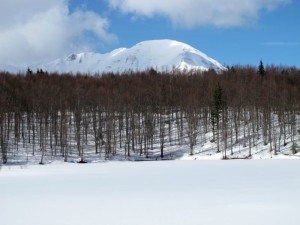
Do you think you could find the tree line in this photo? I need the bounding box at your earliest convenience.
[0,65,299,164]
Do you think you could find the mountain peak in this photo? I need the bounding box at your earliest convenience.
[1,39,226,74]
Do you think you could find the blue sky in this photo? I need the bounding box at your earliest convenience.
[78,0,300,67]
[0,0,299,67]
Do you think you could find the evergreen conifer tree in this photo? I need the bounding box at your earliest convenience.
[258,60,266,77]
[211,83,224,146]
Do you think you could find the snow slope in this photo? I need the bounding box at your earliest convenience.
[37,40,226,74]
[1,160,300,225]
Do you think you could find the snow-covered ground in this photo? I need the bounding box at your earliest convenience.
[3,111,300,165]
[1,160,300,225]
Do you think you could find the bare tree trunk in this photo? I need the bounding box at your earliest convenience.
[32,114,35,156]
[230,110,233,155]
[159,111,165,158]
[222,108,228,159]
[248,111,252,157]
[269,112,273,152]
[39,116,46,165]
[0,113,8,164]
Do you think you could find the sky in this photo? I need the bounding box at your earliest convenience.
[0,0,299,68]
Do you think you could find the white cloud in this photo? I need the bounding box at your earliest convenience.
[107,0,291,28]
[0,0,116,66]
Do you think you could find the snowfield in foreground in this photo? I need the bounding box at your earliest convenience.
[1,160,300,225]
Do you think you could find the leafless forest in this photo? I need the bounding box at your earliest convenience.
[0,66,299,164]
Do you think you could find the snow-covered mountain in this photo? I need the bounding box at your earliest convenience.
[39,40,225,74]
[0,40,226,74]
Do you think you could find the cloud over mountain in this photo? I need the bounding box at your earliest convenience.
[0,0,116,66]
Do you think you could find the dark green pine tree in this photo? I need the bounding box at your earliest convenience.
[258,60,266,77]
[211,83,224,152]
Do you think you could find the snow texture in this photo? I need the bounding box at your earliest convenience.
[1,160,300,225]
